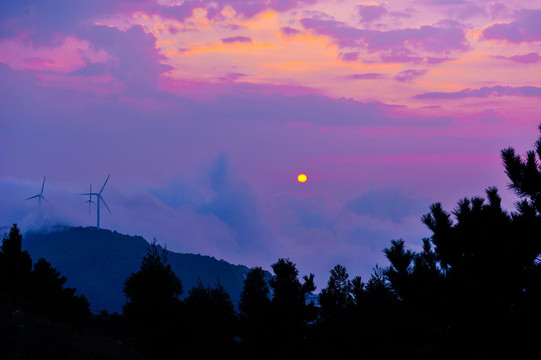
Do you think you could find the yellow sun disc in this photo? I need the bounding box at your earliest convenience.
[297,174,307,183]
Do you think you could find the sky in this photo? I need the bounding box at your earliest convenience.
[1,0,541,291]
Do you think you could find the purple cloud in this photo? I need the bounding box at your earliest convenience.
[426,56,454,64]
[80,25,172,96]
[446,3,484,20]
[380,47,424,63]
[0,0,316,47]
[0,0,163,45]
[340,52,359,62]
[300,16,468,52]
[495,52,540,64]
[280,26,301,36]
[221,35,253,44]
[415,85,541,99]
[300,17,364,48]
[221,23,245,31]
[219,72,247,81]
[489,2,508,19]
[394,69,427,82]
[350,73,386,80]
[358,4,387,23]
[161,0,318,19]
[483,9,541,43]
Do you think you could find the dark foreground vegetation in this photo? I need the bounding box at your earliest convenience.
[2,125,541,359]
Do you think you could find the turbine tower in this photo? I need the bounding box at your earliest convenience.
[26,176,47,205]
[81,175,111,229]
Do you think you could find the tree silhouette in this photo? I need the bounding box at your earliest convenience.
[239,267,271,353]
[319,264,352,320]
[0,225,101,359]
[123,239,183,314]
[502,123,541,213]
[312,265,354,359]
[382,133,541,358]
[123,238,183,358]
[184,280,238,358]
[269,258,316,356]
[0,224,32,294]
[29,258,90,324]
[383,239,413,301]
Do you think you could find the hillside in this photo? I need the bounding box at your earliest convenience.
[22,226,262,313]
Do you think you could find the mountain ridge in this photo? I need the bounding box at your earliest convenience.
[21,226,263,313]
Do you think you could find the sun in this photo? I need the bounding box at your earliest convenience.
[297,173,307,183]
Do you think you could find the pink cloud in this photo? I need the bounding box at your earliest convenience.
[0,36,110,73]
[483,9,541,43]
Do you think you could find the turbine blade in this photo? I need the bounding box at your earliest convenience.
[80,193,92,196]
[99,175,110,194]
[100,196,111,213]
[26,194,39,200]
[40,176,46,195]
[42,196,50,204]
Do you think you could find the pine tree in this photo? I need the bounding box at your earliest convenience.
[239,267,271,350]
[29,258,90,324]
[0,224,32,294]
[184,280,237,358]
[123,239,183,317]
[502,123,541,213]
[269,258,315,355]
[319,264,352,320]
[123,239,183,358]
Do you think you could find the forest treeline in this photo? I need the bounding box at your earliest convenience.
[2,126,541,359]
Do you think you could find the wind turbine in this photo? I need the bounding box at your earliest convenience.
[84,184,96,214]
[81,175,111,229]
[26,176,47,206]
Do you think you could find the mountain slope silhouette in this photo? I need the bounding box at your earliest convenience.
[23,226,260,313]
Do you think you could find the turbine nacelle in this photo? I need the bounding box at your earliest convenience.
[26,176,47,206]
[83,184,96,214]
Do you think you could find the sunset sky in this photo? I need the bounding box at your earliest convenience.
[1,0,541,289]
